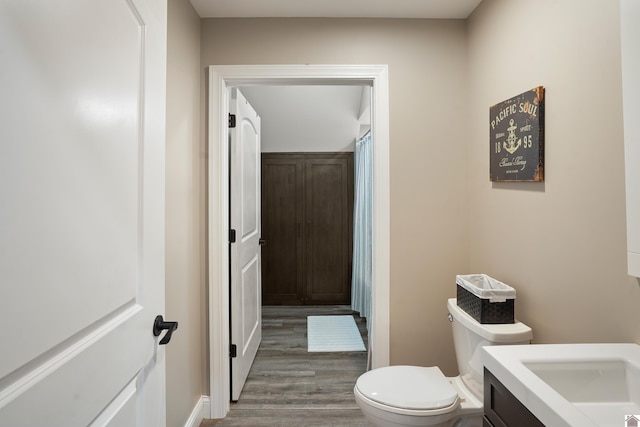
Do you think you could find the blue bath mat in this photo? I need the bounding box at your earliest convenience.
[307,315,366,352]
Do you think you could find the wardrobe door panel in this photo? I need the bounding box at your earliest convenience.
[261,155,303,305]
[304,155,353,305]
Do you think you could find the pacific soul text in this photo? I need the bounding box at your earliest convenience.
[490,101,538,130]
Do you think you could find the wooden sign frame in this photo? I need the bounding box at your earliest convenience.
[490,86,545,182]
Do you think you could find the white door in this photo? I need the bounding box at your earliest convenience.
[0,0,167,425]
[229,88,262,401]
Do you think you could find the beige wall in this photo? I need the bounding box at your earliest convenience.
[166,0,204,425]
[467,0,640,346]
[165,7,640,424]
[202,18,469,374]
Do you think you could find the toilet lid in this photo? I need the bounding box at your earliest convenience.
[355,366,458,410]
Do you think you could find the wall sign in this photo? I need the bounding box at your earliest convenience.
[490,86,545,182]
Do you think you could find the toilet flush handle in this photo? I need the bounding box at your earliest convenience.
[448,314,453,322]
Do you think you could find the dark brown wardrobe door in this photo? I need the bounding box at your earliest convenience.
[261,153,353,305]
[303,155,353,304]
[261,156,303,305]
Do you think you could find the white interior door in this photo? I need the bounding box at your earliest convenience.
[229,88,262,401]
[0,0,167,425]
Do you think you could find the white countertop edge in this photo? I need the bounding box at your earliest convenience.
[482,343,640,427]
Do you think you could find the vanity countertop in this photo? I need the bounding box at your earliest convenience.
[482,343,640,427]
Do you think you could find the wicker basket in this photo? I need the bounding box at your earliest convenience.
[456,274,515,324]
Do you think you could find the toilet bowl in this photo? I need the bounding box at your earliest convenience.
[354,366,483,427]
[354,298,532,427]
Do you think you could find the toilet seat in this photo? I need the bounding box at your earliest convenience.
[355,366,459,411]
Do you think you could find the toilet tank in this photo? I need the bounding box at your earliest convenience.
[447,298,532,399]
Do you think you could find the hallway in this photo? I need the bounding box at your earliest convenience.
[201,306,370,426]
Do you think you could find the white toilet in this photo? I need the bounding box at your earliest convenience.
[354,298,532,427]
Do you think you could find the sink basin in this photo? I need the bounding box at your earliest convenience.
[483,343,640,427]
[525,359,640,424]
[524,359,640,403]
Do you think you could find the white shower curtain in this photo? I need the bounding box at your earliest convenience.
[351,131,373,324]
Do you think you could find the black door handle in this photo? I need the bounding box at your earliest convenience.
[259,238,266,246]
[153,315,178,345]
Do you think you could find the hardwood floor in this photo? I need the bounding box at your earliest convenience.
[200,306,371,426]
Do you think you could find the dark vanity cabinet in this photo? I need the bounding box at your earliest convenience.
[483,368,545,427]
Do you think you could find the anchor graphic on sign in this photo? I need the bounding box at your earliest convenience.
[503,119,522,154]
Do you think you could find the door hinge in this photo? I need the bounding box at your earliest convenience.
[230,344,237,358]
[229,229,236,243]
[229,113,236,128]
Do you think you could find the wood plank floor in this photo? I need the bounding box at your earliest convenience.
[200,306,371,426]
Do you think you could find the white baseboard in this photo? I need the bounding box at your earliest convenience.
[184,396,211,427]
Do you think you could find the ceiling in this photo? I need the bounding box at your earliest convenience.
[240,85,367,153]
[189,0,482,19]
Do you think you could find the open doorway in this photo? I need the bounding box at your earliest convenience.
[242,85,365,306]
[206,65,390,419]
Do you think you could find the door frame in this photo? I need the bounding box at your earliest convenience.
[207,65,390,418]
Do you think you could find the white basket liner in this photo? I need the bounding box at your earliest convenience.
[456,274,515,303]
